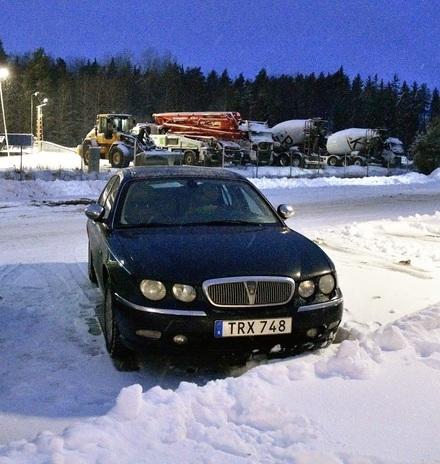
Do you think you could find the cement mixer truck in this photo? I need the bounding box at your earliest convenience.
[271,118,327,167]
[325,128,397,167]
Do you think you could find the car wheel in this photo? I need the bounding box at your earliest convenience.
[83,140,91,166]
[183,150,197,165]
[103,282,130,359]
[110,147,128,169]
[353,157,364,166]
[88,243,97,285]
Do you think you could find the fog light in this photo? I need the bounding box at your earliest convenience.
[306,328,318,338]
[136,329,162,339]
[173,334,188,345]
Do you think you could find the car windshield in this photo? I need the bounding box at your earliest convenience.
[116,178,280,227]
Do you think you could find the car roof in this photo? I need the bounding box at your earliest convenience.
[120,166,246,181]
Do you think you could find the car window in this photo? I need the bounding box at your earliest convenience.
[98,176,118,207]
[116,178,280,227]
[103,177,121,219]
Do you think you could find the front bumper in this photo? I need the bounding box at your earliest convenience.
[113,292,343,354]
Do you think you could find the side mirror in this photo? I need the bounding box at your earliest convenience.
[277,204,295,220]
[85,203,105,222]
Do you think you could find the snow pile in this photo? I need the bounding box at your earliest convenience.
[1,303,439,463]
[430,167,440,179]
[384,304,440,369]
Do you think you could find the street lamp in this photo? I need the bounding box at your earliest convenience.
[0,66,10,157]
[30,91,40,135]
[36,98,48,150]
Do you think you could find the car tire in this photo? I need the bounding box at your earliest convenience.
[353,157,364,166]
[103,282,130,359]
[88,243,97,285]
[183,150,197,165]
[110,147,129,169]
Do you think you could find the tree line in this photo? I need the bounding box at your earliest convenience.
[0,40,439,148]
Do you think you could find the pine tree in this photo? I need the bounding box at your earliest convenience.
[430,88,440,121]
[413,117,440,173]
[0,39,7,65]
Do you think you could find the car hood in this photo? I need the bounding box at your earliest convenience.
[110,225,333,284]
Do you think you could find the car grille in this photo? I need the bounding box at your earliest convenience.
[203,277,295,308]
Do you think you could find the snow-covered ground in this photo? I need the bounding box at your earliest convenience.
[0,158,439,463]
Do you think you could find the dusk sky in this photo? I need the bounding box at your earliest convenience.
[1,0,439,88]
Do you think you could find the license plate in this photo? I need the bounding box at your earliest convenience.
[214,318,292,338]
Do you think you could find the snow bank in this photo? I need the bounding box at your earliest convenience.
[0,169,438,204]
[1,302,439,463]
[0,178,107,203]
[251,170,438,190]
[0,149,83,171]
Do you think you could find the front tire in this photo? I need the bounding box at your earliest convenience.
[110,147,129,169]
[183,150,197,165]
[103,283,130,359]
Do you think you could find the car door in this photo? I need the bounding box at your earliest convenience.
[88,175,121,288]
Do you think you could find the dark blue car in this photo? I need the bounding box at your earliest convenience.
[85,167,343,360]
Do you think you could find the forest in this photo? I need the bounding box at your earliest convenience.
[0,40,439,148]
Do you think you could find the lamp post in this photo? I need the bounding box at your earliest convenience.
[0,66,10,157]
[36,98,48,150]
[30,91,39,136]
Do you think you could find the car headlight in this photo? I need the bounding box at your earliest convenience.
[172,284,196,303]
[318,274,335,294]
[140,279,166,301]
[298,280,315,298]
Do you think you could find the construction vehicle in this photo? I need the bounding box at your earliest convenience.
[217,140,246,164]
[271,118,327,167]
[152,112,273,165]
[238,121,274,164]
[326,128,397,167]
[153,112,244,140]
[81,114,137,168]
[383,137,410,166]
[148,132,222,165]
[80,114,178,168]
